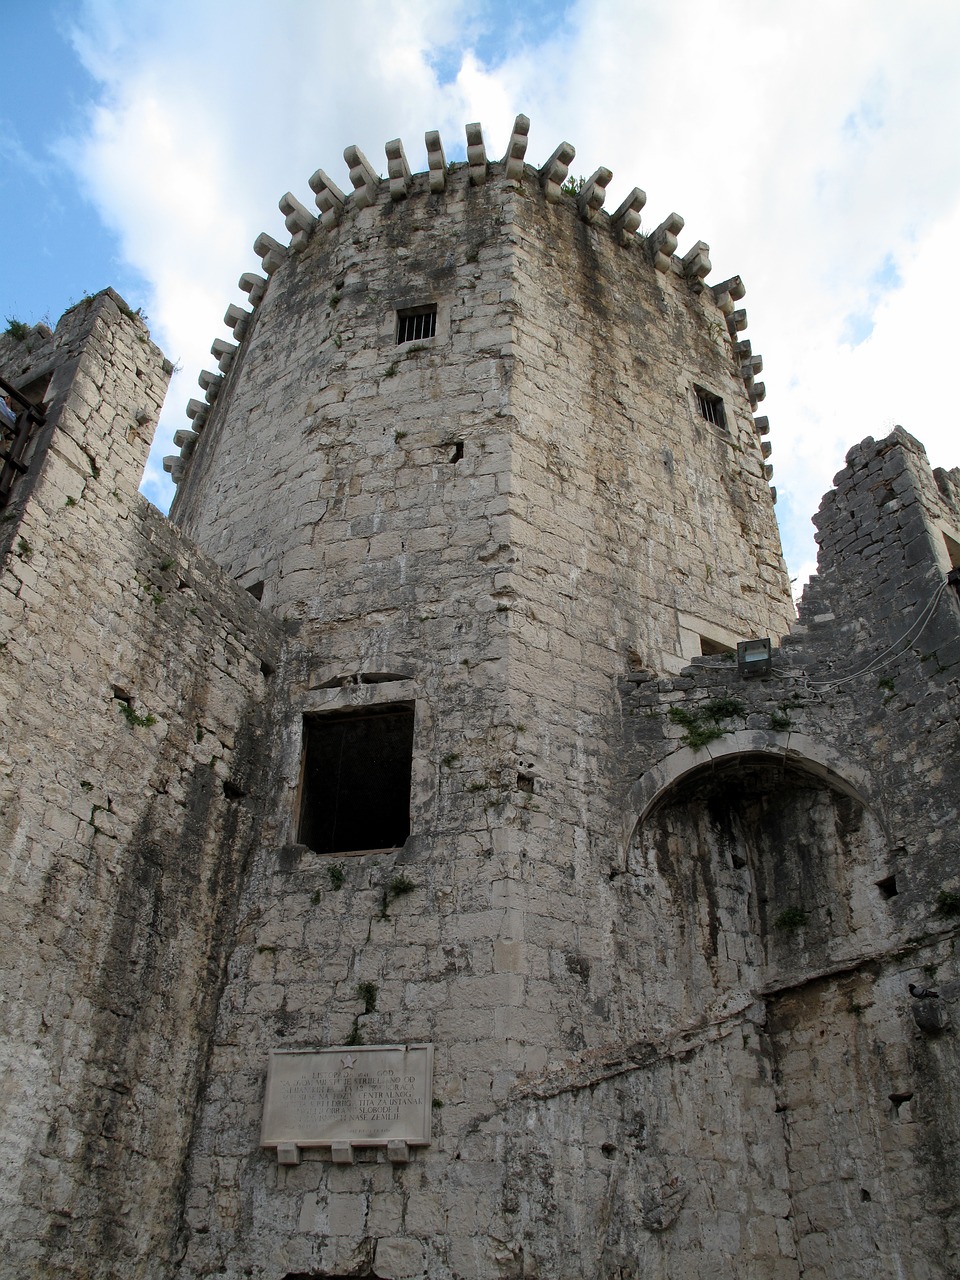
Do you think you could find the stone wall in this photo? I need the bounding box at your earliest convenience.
[0,293,284,1278]
[620,427,960,1278]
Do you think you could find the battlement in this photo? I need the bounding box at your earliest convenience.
[165,117,772,497]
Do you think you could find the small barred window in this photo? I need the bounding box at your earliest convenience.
[694,386,726,429]
[397,306,437,344]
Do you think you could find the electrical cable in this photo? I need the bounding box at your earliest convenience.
[784,579,950,691]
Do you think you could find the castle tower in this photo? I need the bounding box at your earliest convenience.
[171,120,791,669]
[165,120,800,1278]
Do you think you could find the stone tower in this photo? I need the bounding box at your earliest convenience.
[2,119,958,1280]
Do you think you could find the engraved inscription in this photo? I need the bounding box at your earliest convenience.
[261,1044,433,1149]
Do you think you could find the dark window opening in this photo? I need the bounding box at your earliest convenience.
[694,386,726,429]
[299,704,414,855]
[876,874,898,900]
[700,635,734,657]
[397,306,437,344]
[14,373,51,407]
[283,1274,374,1279]
[450,441,464,463]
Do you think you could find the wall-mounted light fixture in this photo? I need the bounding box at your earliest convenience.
[737,637,772,677]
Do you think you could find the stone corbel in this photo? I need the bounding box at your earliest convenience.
[741,353,763,394]
[503,114,530,181]
[385,138,411,200]
[425,130,446,192]
[715,276,746,318]
[224,303,252,341]
[611,187,646,246]
[211,338,237,373]
[173,427,199,454]
[343,145,380,209]
[308,168,347,228]
[540,141,576,204]
[727,307,748,336]
[577,166,613,223]
[198,369,223,404]
[253,233,287,276]
[682,240,711,281]
[279,193,317,252]
[649,213,684,272]
[186,398,209,430]
[466,123,488,185]
[239,272,268,307]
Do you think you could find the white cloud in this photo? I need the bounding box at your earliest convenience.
[61,0,960,578]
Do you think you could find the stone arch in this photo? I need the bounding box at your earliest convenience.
[626,731,876,842]
[622,733,891,1006]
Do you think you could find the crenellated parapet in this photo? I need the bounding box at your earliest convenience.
[168,116,775,493]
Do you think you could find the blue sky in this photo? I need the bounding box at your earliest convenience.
[3,0,960,593]
[1,3,148,323]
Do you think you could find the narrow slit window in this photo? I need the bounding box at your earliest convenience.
[397,306,437,344]
[299,704,414,855]
[694,386,726,430]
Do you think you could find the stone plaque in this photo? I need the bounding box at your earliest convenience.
[261,1044,434,1154]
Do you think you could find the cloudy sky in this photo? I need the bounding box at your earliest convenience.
[3,0,959,592]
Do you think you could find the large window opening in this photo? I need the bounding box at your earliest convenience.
[298,704,414,855]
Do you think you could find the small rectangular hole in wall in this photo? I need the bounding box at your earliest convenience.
[397,306,437,344]
[700,635,735,657]
[694,386,726,430]
[450,441,464,463]
[876,874,899,900]
[299,704,414,855]
[14,373,52,409]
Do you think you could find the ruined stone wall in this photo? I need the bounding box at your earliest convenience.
[619,428,960,1278]
[0,293,284,1279]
